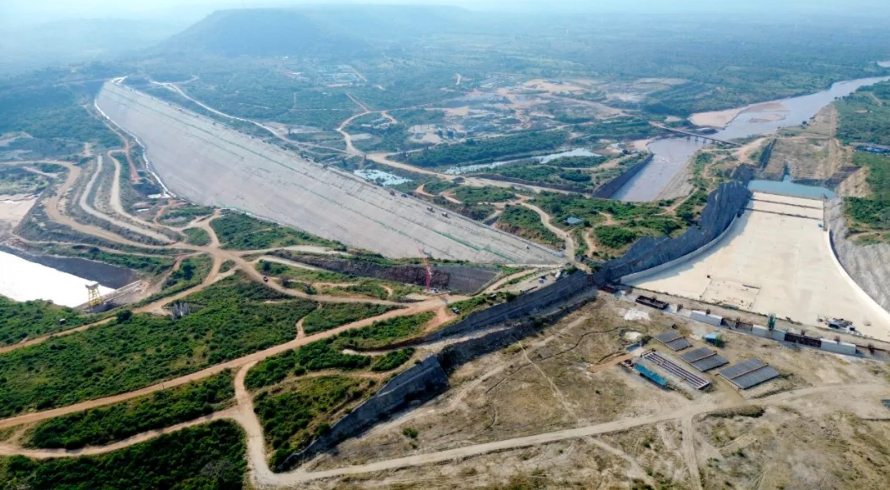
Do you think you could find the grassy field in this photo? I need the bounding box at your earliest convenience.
[0,275,315,418]
[0,421,245,490]
[25,371,234,449]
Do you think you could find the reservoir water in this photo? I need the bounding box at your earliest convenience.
[0,250,115,307]
[618,76,890,202]
[446,148,601,175]
[748,175,835,200]
[612,138,705,202]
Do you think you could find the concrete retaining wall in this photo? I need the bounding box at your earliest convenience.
[593,155,653,199]
[279,355,449,470]
[820,339,857,355]
[690,310,723,327]
[425,272,593,342]
[279,273,597,469]
[594,181,751,285]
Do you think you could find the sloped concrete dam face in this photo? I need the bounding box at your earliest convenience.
[96,83,559,264]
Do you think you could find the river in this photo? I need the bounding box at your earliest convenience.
[616,75,890,202]
[0,250,116,307]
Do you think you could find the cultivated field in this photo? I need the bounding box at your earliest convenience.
[96,83,560,265]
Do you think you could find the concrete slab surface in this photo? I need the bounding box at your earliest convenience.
[96,83,561,265]
[627,192,890,341]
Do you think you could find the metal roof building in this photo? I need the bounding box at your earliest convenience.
[654,331,692,351]
[680,347,729,372]
[718,358,781,390]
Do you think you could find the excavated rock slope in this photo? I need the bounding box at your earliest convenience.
[828,199,890,311]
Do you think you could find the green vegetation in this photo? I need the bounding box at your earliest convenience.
[212,212,343,250]
[246,312,434,390]
[255,375,371,467]
[31,244,175,275]
[845,152,890,235]
[157,205,214,225]
[334,282,390,300]
[0,297,90,347]
[452,186,516,204]
[258,260,351,284]
[0,66,120,147]
[389,108,445,126]
[371,348,415,372]
[0,275,315,418]
[302,303,398,334]
[220,259,236,273]
[183,227,211,246]
[0,421,245,490]
[164,254,212,292]
[837,81,890,145]
[26,371,234,449]
[404,131,567,167]
[530,193,685,252]
[245,339,371,390]
[836,83,890,241]
[332,312,434,350]
[0,166,47,194]
[496,205,562,248]
[402,427,419,439]
[594,226,640,249]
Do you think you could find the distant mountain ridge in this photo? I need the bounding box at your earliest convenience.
[160,6,476,58]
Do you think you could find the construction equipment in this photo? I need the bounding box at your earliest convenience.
[85,283,103,309]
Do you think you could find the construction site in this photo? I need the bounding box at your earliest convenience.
[1,71,890,490]
[95,82,560,265]
[625,192,890,341]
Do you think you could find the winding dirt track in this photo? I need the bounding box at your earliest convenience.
[79,155,172,243]
[0,303,449,431]
[520,202,577,261]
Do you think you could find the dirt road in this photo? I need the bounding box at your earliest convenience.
[0,302,450,431]
[271,383,889,484]
[520,202,576,260]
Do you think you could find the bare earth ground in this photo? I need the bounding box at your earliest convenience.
[283,295,890,489]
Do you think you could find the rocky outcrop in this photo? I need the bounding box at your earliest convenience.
[270,252,499,294]
[828,200,890,311]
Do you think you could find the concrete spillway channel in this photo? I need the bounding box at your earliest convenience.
[96,82,560,265]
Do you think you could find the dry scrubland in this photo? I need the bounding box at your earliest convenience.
[95,83,559,265]
[296,295,890,489]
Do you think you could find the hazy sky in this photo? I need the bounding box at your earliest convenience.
[2,0,886,27]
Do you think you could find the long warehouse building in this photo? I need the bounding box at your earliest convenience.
[96,82,561,265]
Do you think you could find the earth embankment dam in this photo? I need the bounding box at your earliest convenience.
[95,82,560,265]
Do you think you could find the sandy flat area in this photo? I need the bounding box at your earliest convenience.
[627,193,890,340]
[689,107,746,128]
